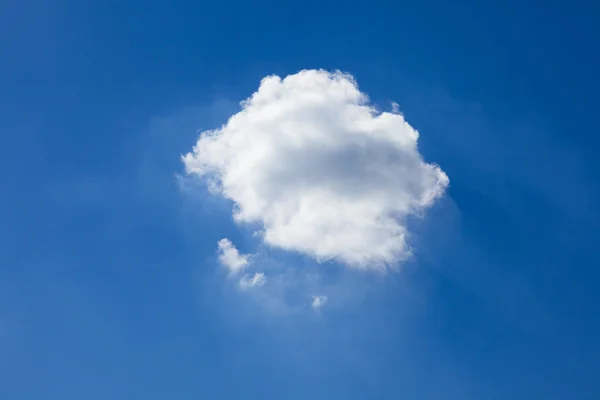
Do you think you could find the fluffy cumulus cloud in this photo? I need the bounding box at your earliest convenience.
[184,69,448,268]
[217,238,249,274]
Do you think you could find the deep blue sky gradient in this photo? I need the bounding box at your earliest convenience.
[1,1,599,399]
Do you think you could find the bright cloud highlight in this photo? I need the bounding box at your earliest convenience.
[311,295,328,309]
[217,238,249,274]
[239,272,267,289]
[184,69,448,268]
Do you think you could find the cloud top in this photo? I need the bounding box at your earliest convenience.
[184,69,448,268]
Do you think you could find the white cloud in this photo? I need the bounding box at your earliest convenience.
[217,238,249,274]
[311,295,328,309]
[239,272,267,289]
[184,69,448,269]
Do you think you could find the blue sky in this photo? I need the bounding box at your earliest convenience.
[1,1,599,399]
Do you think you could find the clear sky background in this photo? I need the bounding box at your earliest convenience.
[1,1,599,399]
